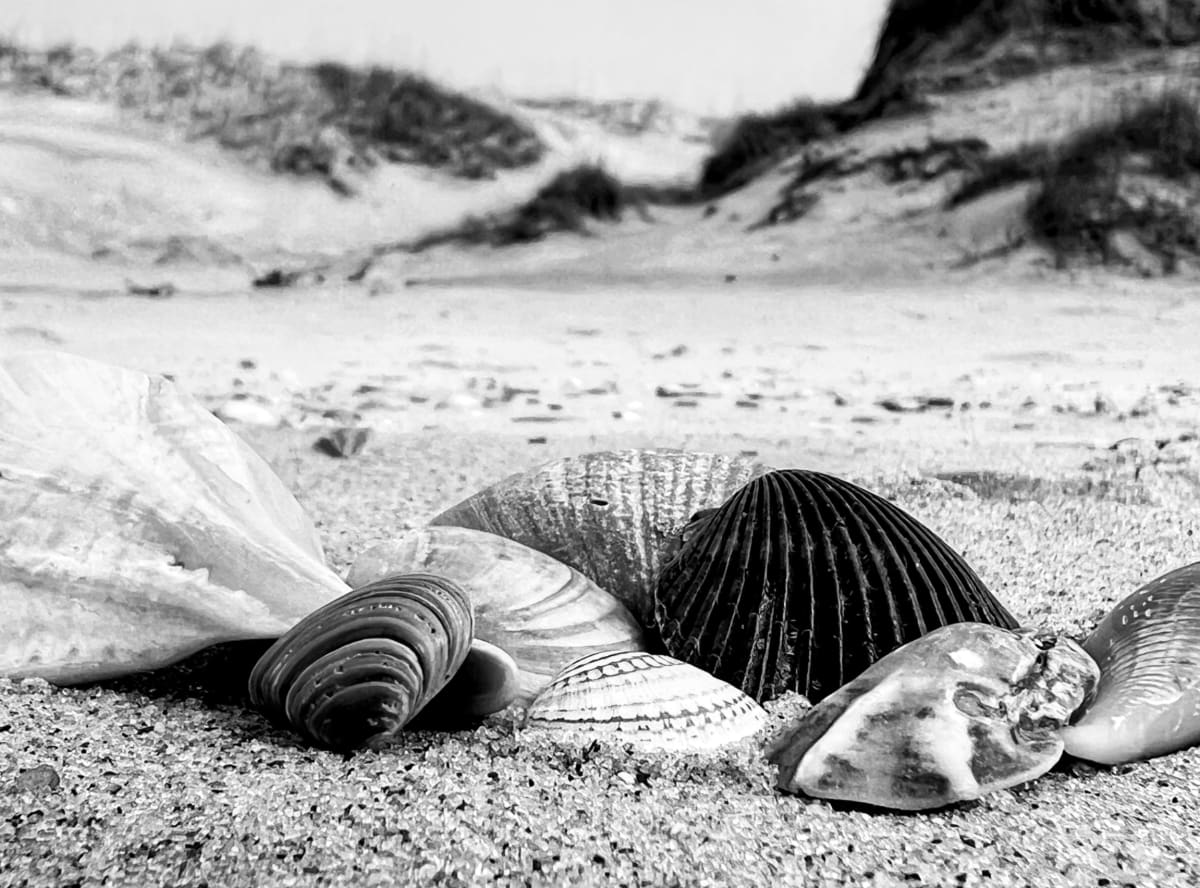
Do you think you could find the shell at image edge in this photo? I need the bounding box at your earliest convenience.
[1063,561,1200,765]
[523,650,767,753]
[653,469,1019,703]
[0,350,351,685]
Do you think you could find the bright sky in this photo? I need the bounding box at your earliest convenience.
[3,1,889,114]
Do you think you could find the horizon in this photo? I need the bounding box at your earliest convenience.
[2,1,889,114]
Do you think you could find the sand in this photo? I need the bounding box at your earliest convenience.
[3,50,1200,883]
[3,278,1200,887]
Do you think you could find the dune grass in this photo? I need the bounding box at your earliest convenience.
[0,41,544,189]
[411,163,645,250]
[311,63,542,178]
[948,88,1200,270]
[697,102,846,199]
[694,0,1200,203]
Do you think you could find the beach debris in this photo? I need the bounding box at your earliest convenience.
[314,426,372,458]
[0,351,350,684]
[655,385,720,399]
[252,267,325,288]
[876,395,957,412]
[124,279,177,298]
[430,449,767,623]
[768,623,1099,811]
[248,573,517,751]
[525,650,766,752]
[346,526,645,701]
[11,764,61,795]
[214,396,281,427]
[1063,561,1200,765]
[654,469,1019,703]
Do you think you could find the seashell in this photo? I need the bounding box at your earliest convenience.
[768,623,1100,811]
[524,650,767,752]
[430,449,767,622]
[346,526,645,701]
[654,469,1019,703]
[247,572,515,751]
[412,639,522,729]
[0,351,350,683]
[314,427,372,459]
[1063,562,1200,765]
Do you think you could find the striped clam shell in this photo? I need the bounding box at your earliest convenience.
[524,650,767,752]
[768,623,1100,811]
[346,526,645,701]
[248,573,511,751]
[430,449,767,623]
[654,469,1019,703]
[1063,561,1200,765]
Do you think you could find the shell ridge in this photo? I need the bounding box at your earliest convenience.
[656,484,745,669]
[799,472,880,691]
[794,472,850,700]
[827,475,941,639]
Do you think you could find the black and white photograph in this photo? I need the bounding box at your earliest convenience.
[2,1,1200,885]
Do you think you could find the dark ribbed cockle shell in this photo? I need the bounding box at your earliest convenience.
[1063,561,1200,765]
[654,469,1019,703]
[247,572,478,751]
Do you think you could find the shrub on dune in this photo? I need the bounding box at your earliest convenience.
[949,89,1200,272]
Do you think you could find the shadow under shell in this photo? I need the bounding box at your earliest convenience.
[653,469,1018,703]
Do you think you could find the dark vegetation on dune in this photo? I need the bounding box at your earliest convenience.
[410,163,667,251]
[699,0,1200,198]
[0,41,544,192]
[949,89,1200,273]
[3,4,1198,271]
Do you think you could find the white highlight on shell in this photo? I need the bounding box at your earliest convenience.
[949,648,985,670]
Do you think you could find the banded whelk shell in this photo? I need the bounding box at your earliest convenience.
[524,650,767,752]
[654,469,1018,703]
[768,623,1100,811]
[1063,561,1200,765]
[248,573,517,751]
[0,351,349,683]
[346,526,645,701]
[430,449,767,622]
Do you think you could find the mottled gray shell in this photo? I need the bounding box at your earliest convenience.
[1064,561,1200,765]
[768,623,1099,811]
[430,449,767,623]
[654,469,1019,703]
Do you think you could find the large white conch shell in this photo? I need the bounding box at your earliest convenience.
[0,351,350,683]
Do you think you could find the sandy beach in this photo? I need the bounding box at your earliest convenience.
[4,16,1200,885]
[3,277,1200,887]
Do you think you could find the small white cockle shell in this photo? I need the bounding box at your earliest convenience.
[524,650,767,752]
